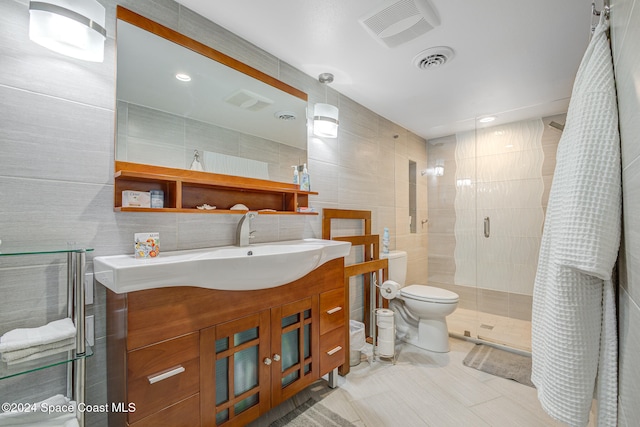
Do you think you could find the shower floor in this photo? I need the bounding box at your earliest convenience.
[448,307,532,352]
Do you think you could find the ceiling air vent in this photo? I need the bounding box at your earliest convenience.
[274,111,297,121]
[359,0,440,48]
[224,89,273,111]
[413,46,455,70]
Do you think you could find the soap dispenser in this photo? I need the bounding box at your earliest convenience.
[292,165,299,185]
[300,163,310,191]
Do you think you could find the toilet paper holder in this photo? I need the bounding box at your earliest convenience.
[371,274,398,364]
[379,280,400,299]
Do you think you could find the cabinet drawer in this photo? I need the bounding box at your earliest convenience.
[319,327,346,375]
[129,394,200,427]
[319,288,345,335]
[127,333,200,424]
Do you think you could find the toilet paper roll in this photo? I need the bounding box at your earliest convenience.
[380,280,400,299]
[377,337,395,357]
[378,326,395,341]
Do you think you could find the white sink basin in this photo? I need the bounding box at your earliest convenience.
[94,239,351,294]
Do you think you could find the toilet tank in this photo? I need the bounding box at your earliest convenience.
[381,250,407,285]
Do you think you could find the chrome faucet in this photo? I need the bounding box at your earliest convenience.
[236,211,257,247]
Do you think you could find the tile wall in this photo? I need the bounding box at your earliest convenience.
[426,115,562,321]
[610,0,640,424]
[0,0,427,425]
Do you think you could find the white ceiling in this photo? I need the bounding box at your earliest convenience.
[175,0,597,140]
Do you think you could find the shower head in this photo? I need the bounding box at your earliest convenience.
[549,121,565,131]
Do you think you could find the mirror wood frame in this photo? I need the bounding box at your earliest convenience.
[115,6,309,182]
[116,6,307,102]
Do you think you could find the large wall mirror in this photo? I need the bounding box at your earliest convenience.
[115,7,308,183]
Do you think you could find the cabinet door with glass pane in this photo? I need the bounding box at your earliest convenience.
[200,311,271,427]
[270,296,319,406]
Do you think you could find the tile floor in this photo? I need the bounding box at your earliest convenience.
[252,337,596,426]
[448,307,532,352]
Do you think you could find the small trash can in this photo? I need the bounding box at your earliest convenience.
[349,320,365,366]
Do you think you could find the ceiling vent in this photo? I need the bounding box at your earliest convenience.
[413,46,455,70]
[224,89,273,111]
[359,0,440,48]
[274,111,297,121]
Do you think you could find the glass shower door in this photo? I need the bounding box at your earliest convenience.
[470,119,545,351]
[429,117,551,352]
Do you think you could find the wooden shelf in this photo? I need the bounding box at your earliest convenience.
[115,207,318,215]
[114,161,318,215]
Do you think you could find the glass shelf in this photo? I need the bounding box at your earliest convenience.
[0,244,94,257]
[0,346,93,380]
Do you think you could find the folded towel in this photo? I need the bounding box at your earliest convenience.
[4,342,76,366]
[4,416,79,427]
[0,319,75,353]
[21,416,78,427]
[0,395,76,426]
[1,338,76,363]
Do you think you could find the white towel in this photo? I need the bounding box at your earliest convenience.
[0,318,75,353]
[531,16,620,427]
[1,338,76,363]
[2,338,76,365]
[0,395,76,426]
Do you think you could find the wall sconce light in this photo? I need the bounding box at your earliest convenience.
[29,0,107,62]
[313,103,339,138]
[313,73,339,138]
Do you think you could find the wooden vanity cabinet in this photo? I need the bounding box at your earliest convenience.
[107,258,346,427]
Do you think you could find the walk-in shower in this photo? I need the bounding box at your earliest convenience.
[426,114,565,352]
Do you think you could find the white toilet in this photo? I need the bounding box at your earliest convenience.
[382,250,459,353]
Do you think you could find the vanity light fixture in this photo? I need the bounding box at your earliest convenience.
[313,73,339,138]
[29,0,107,62]
[175,73,191,82]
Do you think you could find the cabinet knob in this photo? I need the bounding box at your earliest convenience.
[263,357,272,366]
[273,353,281,362]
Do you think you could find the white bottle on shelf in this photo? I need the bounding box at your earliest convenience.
[300,163,310,191]
[292,165,299,185]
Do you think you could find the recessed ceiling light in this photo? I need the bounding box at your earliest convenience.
[478,116,496,123]
[175,73,191,82]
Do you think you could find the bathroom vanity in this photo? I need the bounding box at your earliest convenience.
[101,244,348,426]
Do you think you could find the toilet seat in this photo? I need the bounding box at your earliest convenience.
[400,285,459,303]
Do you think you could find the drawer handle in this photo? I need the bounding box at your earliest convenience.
[326,307,342,315]
[147,365,185,384]
[326,346,342,356]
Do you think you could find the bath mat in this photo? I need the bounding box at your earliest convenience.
[463,344,534,387]
[269,398,355,427]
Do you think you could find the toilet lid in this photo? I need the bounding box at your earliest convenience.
[400,285,459,303]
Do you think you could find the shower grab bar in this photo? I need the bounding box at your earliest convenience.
[484,217,490,238]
